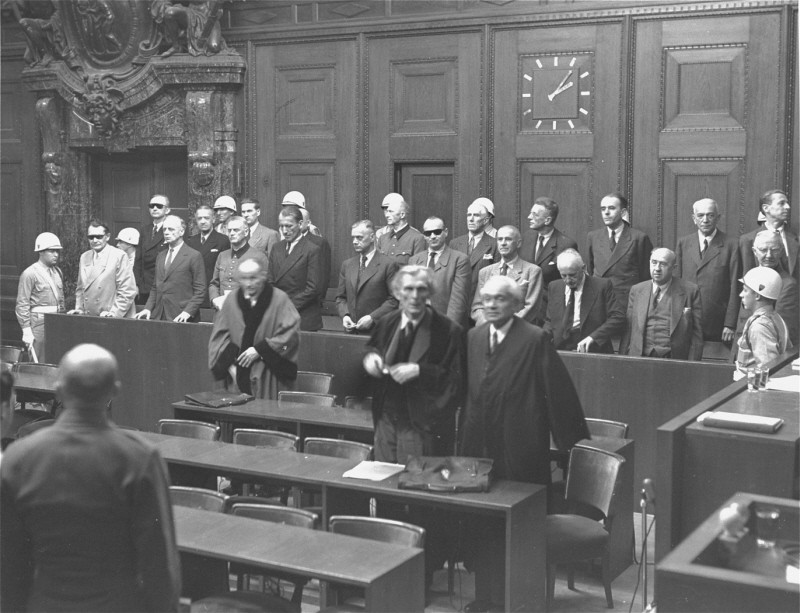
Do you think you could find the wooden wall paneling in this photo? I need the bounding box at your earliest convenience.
[791,7,799,230]
[491,22,624,254]
[632,12,786,248]
[255,39,358,288]
[397,163,455,230]
[367,32,482,233]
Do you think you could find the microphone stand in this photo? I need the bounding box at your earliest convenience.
[641,483,655,612]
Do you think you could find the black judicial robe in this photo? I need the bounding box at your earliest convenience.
[461,317,589,485]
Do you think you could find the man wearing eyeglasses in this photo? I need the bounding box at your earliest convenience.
[68,220,137,318]
[137,194,171,304]
[409,216,471,327]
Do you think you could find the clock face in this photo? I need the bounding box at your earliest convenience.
[521,54,593,131]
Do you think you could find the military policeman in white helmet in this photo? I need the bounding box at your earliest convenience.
[213,195,238,234]
[15,232,66,362]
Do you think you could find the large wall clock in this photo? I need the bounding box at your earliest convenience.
[521,54,593,131]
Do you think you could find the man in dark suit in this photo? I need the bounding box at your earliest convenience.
[136,215,207,323]
[738,189,798,279]
[409,216,471,327]
[363,265,463,463]
[544,249,625,353]
[336,220,399,334]
[620,248,704,361]
[268,206,323,331]
[519,196,578,287]
[675,198,740,342]
[137,194,170,304]
[450,197,499,305]
[299,206,332,299]
[587,193,653,307]
[1,344,180,613]
[185,205,229,308]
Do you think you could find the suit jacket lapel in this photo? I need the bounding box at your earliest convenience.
[84,250,107,286]
[605,225,632,272]
[277,239,304,281]
[670,284,685,335]
[696,234,721,272]
[635,284,650,339]
[408,311,431,364]
[579,278,597,325]
[536,231,557,266]
[358,256,379,290]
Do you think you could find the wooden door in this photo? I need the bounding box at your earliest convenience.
[396,163,455,231]
[255,39,358,291]
[94,150,187,237]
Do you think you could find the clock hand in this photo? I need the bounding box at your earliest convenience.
[548,80,574,101]
[547,70,573,101]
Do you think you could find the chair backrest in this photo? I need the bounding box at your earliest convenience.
[158,419,220,441]
[329,515,425,549]
[293,371,335,394]
[15,418,55,439]
[564,446,625,521]
[278,391,335,407]
[303,437,372,461]
[170,486,228,512]
[11,362,59,394]
[232,428,299,451]
[586,418,629,439]
[230,502,319,529]
[344,396,372,412]
[0,345,25,364]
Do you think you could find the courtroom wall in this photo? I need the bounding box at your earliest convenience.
[1,0,796,343]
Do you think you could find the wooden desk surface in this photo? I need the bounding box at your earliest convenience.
[172,398,373,433]
[174,506,425,612]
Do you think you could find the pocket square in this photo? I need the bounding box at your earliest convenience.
[482,254,493,260]
[548,262,555,266]
[211,248,220,253]
[683,307,691,314]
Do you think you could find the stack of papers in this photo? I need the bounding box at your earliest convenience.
[343,461,406,481]
[697,411,784,433]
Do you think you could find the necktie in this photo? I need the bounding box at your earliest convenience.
[609,229,616,250]
[490,329,498,355]
[165,248,174,270]
[152,226,157,240]
[201,234,206,245]
[536,235,545,261]
[701,237,708,256]
[652,286,661,310]
[285,242,291,255]
[563,289,575,331]
[360,254,367,271]
[500,262,508,276]
[468,237,475,255]
[395,322,414,363]
[427,252,436,270]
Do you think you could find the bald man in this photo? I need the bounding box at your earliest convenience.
[675,198,740,342]
[1,344,180,612]
[620,248,704,360]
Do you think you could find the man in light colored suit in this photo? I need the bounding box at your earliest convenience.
[268,206,323,331]
[543,249,625,353]
[675,198,739,342]
[471,225,542,326]
[587,193,653,307]
[69,220,137,318]
[336,220,399,333]
[241,198,279,257]
[620,248,703,361]
[136,215,207,322]
[450,197,499,305]
[409,217,471,327]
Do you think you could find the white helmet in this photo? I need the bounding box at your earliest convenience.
[35,232,62,251]
[116,227,140,246]
[213,195,237,212]
[281,190,306,209]
[741,266,782,301]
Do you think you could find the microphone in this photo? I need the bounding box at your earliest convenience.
[643,478,656,505]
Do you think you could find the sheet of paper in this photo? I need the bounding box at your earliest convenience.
[342,461,405,481]
[766,375,800,393]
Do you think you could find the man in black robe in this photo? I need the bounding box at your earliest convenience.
[460,275,589,612]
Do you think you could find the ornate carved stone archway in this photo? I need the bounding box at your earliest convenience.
[14,0,245,297]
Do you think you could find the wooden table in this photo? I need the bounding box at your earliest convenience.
[172,398,373,445]
[174,505,424,612]
[144,432,546,612]
[656,492,800,612]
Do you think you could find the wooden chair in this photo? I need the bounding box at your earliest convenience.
[15,418,55,439]
[158,418,220,441]
[169,486,228,511]
[303,437,372,460]
[277,391,335,407]
[586,417,629,439]
[293,371,335,394]
[343,396,372,412]
[11,362,59,417]
[0,345,25,364]
[232,428,299,502]
[321,516,425,612]
[546,446,625,609]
